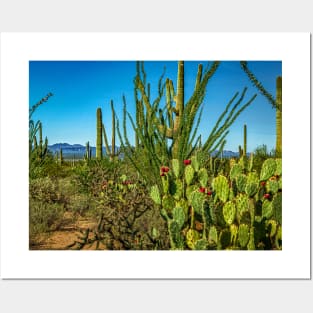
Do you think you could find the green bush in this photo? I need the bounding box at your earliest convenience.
[29,200,65,242]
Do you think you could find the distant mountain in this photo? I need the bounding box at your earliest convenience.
[49,143,84,150]
[48,143,118,159]
[48,143,247,160]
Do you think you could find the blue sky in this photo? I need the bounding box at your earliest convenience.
[29,60,282,153]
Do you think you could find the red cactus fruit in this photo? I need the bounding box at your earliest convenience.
[263,193,270,199]
[161,166,170,173]
[207,191,213,196]
[260,181,266,187]
[183,159,191,165]
[160,172,165,177]
[199,187,205,193]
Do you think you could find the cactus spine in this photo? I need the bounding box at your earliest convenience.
[96,107,103,160]
[276,76,282,157]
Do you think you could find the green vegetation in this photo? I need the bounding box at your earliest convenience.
[29,61,282,250]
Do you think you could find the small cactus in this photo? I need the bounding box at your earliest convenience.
[171,159,180,178]
[184,164,195,186]
[230,163,243,181]
[230,224,238,245]
[245,172,259,197]
[189,190,206,215]
[198,168,208,187]
[260,158,277,181]
[236,174,247,193]
[173,206,185,229]
[212,175,229,203]
[272,193,282,224]
[150,185,161,205]
[193,238,208,250]
[186,229,200,249]
[208,226,218,244]
[262,199,273,219]
[222,201,237,225]
[238,224,250,248]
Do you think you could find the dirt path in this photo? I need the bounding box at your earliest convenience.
[30,212,99,250]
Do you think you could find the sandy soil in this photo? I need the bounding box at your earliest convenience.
[30,212,100,250]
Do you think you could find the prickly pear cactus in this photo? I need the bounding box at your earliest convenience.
[169,220,184,249]
[272,193,282,224]
[247,227,255,250]
[230,224,238,245]
[262,199,273,219]
[150,185,161,205]
[245,172,259,197]
[230,163,242,181]
[191,155,199,172]
[222,201,236,225]
[198,168,208,187]
[193,238,208,250]
[260,158,277,181]
[189,190,206,215]
[208,225,218,245]
[161,175,169,193]
[266,179,279,194]
[173,206,185,229]
[162,195,175,214]
[236,174,247,193]
[218,229,231,249]
[186,229,200,249]
[172,180,183,200]
[275,158,282,176]
[184,165,195,186]
[212,175,229,203]
[238,224,250,248]
[171,159,180,178]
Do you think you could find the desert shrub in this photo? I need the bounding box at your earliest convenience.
[29,200,65,241]
[29,177,61,203]
[253,144,274,174]
[68,180,169,250]
[30,153,70,179]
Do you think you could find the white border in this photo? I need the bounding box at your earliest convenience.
[0,33,310,279]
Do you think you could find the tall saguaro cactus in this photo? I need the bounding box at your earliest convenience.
[102,100,117,160]
[276,77,282,157]
[96,107,103,160]
[243,124,247,156]
[85,141,91,161]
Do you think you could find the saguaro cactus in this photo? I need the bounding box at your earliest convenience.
[96,108,103,160]
[103,100,117,160]
[59,147,64,165]
[243,124,247,156]
[276,76,282,157]
[85,141,91,161]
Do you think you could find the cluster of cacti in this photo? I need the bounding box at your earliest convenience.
[150,153,282,250]
[31,122,49,161]
[117,61,257,191]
